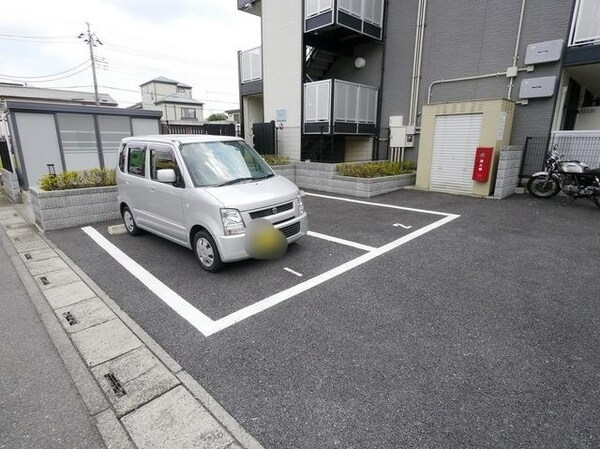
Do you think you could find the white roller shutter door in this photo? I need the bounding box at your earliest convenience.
[430,114,483,194]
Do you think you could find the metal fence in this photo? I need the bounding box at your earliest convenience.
[520,132,600,180]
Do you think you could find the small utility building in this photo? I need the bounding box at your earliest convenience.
[4,101,162,188]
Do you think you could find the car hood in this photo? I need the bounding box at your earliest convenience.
[203,175,298,211]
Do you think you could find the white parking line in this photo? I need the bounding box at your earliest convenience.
[284,267,303,277]
[304,192,451,216]
[307,231,375,252]
[210,213,459,336]
[82,194,460,337]
[82,227,218,337]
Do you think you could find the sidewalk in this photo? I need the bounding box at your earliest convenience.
[0,211,106,449]
[0,195,263,449]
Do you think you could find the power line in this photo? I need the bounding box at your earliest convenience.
[0,33,76,39]
[0,64,91,84]
[0,60,89,80]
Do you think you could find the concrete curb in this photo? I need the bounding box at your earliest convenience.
[0,202,265,449]
[0,220,135,449]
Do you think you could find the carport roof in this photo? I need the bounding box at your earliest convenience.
[3,101,163,118]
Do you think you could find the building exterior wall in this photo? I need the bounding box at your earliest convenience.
[262,0,303,160]
[345,136,373,162]
[326,42,383,87]
[381,0,575,160]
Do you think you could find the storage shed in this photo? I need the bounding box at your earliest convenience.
[3,101,162,188]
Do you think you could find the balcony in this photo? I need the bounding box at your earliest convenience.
[239,47,263,96]
[305,0,384,41]
[569,0,600,47]
[304,79,378,135]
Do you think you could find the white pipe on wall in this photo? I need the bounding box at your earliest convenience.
[507,0,527,100]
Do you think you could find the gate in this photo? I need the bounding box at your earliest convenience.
[252,121,276,155]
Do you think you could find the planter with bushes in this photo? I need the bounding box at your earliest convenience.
[268,160,416,198]
[31,168,120,231]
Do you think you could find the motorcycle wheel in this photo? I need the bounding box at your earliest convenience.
[527,175,561,199]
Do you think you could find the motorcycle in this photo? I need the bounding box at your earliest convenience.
[527,146,600,208]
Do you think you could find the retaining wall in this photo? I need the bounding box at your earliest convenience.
[274,162,416,198]
[30,186,120,231]
[1,169,21,203]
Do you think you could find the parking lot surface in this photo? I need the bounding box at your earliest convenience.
[48,190,600,448]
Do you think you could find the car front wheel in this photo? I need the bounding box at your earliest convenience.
[193,230,223,273]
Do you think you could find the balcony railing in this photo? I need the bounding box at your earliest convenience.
[240,47,262,83]
[304,79,378,134]
[305,0,384,40]
[569,0,600,47]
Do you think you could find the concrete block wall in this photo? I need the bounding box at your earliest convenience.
[494,145,524,199]
[30,186,120,231]
[274,162,416,198]
[1,169,21,203]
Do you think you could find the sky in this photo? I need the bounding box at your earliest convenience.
[0,0,261,115]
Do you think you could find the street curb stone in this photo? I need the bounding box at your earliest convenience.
[0,201,265,449]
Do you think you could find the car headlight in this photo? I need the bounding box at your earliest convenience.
[296,191,305,215]
[221,208,245,235]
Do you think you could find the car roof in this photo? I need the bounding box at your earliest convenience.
[122,134,242,145]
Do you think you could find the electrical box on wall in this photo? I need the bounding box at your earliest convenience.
[519,76,557,99]
[524,39,564,65]
[389,116,415,147]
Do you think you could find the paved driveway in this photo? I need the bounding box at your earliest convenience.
[48,190,600,448]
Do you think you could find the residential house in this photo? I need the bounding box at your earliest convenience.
[131,76,204,133]
[237,0,600,196]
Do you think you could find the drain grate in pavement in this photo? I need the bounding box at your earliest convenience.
[39,276,50,285]
[105,373,127,397]
[24,253,32,260]
[63,311,78,325]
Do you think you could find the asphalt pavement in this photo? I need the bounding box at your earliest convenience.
[47,190,600,448]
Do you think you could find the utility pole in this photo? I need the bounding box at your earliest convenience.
[78,22,103,106]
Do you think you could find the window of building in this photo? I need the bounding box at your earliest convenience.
[128,147,146,177]
[177,87,187,94]
[181,108,197,119]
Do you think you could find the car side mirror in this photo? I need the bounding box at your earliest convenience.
[157,168,177,183]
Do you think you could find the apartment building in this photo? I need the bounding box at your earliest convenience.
[237,0,600,194]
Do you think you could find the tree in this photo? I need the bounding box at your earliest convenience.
[206,113,228,121]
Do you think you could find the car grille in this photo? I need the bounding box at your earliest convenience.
[249,202,293,219]
[279,222,301,238]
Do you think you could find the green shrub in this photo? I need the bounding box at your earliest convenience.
[39,168,116,191]
[262,154,289,166]
[335,160,414,178]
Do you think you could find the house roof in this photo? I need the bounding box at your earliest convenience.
[154,93,204,106]
[140,77,192,89]
[0,84,117,106]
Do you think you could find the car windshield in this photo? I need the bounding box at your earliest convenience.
[179,140,274,187]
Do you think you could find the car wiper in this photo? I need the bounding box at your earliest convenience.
[216,177,254,187]
[252,173,275,180]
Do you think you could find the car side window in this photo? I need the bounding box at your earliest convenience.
[150,148,178,181]
[128,147,146,177]
[118,143,126,172]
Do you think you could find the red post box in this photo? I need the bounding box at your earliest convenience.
[472,147,493,182]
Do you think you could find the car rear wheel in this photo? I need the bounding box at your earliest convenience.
[193,230,223,273]
[121,205,141,236]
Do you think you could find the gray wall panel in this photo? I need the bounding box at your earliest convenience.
[381,0,574,159]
